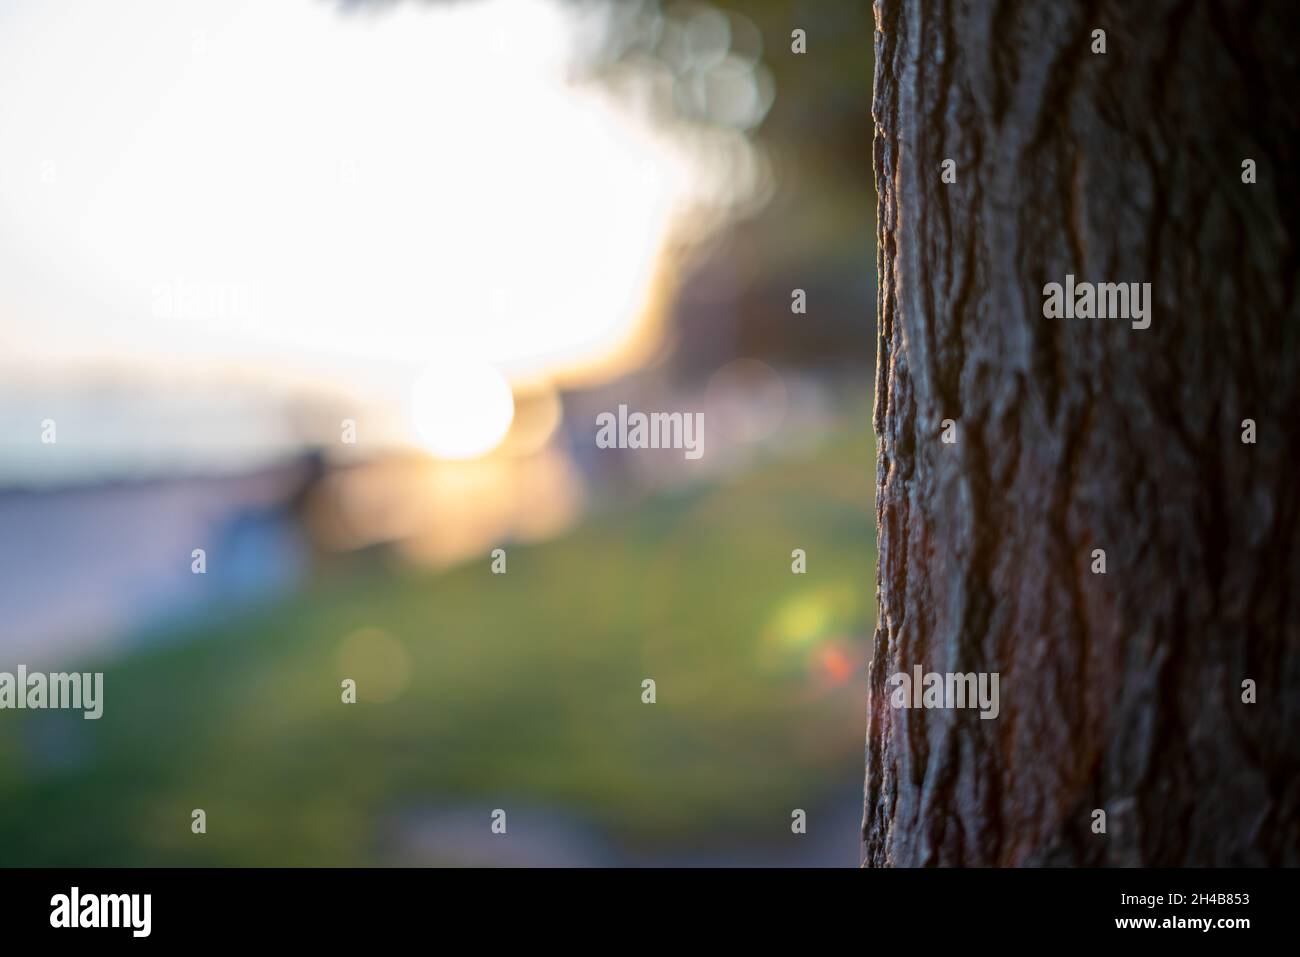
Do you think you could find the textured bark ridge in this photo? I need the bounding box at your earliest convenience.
[864,0,1299,866]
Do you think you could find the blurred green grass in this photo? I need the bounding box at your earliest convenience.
[0,423,874,865]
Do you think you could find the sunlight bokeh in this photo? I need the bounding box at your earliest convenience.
[409,360,515,460]
[0,0,765,461]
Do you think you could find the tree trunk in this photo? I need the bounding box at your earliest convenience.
[864,0,1299,866]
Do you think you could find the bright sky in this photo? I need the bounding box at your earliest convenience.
[0,0,747,462]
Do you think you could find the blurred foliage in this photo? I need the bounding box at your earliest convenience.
[0,418,873,865]
[684,0,875,282]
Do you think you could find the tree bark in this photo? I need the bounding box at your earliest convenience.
[864,0,1299,866]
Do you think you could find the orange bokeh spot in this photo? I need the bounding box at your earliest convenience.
[818,645,854,685]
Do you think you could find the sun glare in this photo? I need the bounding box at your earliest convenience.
[409,361,515,461]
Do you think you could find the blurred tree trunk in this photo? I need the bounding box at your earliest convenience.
[864,0,1298,866]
